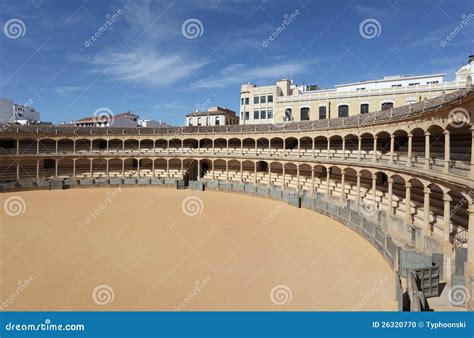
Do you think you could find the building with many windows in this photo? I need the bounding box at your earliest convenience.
[185,106,239,126]
[240,55,474,124]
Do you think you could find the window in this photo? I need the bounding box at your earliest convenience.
[206,117,210,125]
[215,117,220,125]
[245,111,249,120]
[300,107,310,121]
[391,84,402,87]
[188,119,193,126]
[319,106,326,120]
[338,105,349,118]
[260,95,266,104]
[197,117,202,126]
[427,81,439,84]
[381,102,393,110]
[254,111,259,119]
[360,103,369,114]
[267,95,273,103]
[267,110,273,119]
[254,96,259,104]
[284,108,292,121]
[409,82,420,86]
[241,98,244,105]
[356,87,366,91]
[260,110,266,119]
[245,97,249,105]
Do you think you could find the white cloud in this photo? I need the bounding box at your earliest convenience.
[82,49,208,87]
[189,62,310,89]
[55,85,87,96]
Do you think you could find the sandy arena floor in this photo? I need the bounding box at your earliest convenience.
[0,187,396,311]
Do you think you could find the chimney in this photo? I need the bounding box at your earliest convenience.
[469,55,474,63]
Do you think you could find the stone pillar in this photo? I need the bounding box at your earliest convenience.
[240,162,243,183]
[467,202,474,265]
[356,173,361,205]
[282,165,286,191]
[225,161,229,181]
[407,133,413,167]
[283,140,286,157]
[36,140,39,154]
[90,159,93,178]
[423,187,431,230]
[240,139,243,156]
[16,162,19,180]
[443,193,451,245]
[389,135,395,164]
[180,160,183,178]
[326,169,330,198]
[327,138,331,159]
[198,161,201,181]
[138,140,141,153]
[405,182,412,225]
[444,130,450,174]
[121,160,125,178]
[312,138,315,159]
[106,160,109,178]
[72,159,76,178]
[55,140,58,154]
[311,167,315,193]
[268,139,271,156]
[212,160,215,180]
[371,174,377,204]
[297,139,301,157]
[342,138,346,160]
[152,160,155,177]
[55,160,58,178]
[106,140,109,153]
[253,162,257,184]
[73,140,76,154]
[470,127,474,179]
[166,160,169,178]
[296,166,300,190]
[255,139,257,155]
[89,140,93,153]
[167,140,170,155]
[226,139,229,155]
[388,178,394,216]
[123,140,126,153]
[36,160,40,180]
[357,136,362,161]
[268,164,271,187]
[340,171,345,201]
[372,136,378,163]
[137,160,140,178]
[16,139,19,155]
[424,132,430,170]
[198,140,201,154]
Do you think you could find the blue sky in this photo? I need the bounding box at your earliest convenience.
[0,0,473,125]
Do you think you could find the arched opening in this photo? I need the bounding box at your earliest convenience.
[139,158,153,177]
[108,158,123,177]
[140,139,154,153]
[228,138,241,153]
[214,138,227,154]
[57,158,74,178]
[18,139,36,155]
[75,158,91,178]
[39,139,56,154]
[360,133,374,161]
[199,138,213,154]
[108,139,123,153]
[183,139,198,154]
[18,159,36,180]
[300,137,312,157]
[447,123,472,176]
[123,158,138,177]
[256,138,269,156]
[269,162,283,188]
[338,104,349,118]
[427,125,445,172]
[255,161,268,185]
[329,135,343,159]
[168,139,181,154]
[376,131,391,162]
[270,137,284,157]
[284,137,298,157]
[242,160,255,183]
[91,139,107,153]
[155,140,167,153]
[0,138,17,154]
[314,136,327,158]
[57,139,74,154]
[154,159,167,178]
[242,138,256,156]
[0,158,17,181]
[345,134,358,160]
[228,160,241,182]
[169,158,182,178]
[91,158,107,178]
[124,139,139,153]
[410,127,425,169]
[75,139,91,153]
[300,107,310,121]
[393,130,408,165]
[213,159,227,181]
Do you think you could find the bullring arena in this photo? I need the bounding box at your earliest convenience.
[1,87,473,311]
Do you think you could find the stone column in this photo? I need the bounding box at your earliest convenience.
[55,140,58,154]
[282,165,286,191]
[55,160,58,178]
[311,167,315,193]
[180,160,183,178]
[16,139,19,155]
[268,139,271,156]
[268,164,271,187]
[443,130,450,174]
[152,160,155,178]
[387,178,394,216]
[225,161,229,181]
[240,162,243,183]
[327,138,331,159]
[357,136,362,161]
[371,174,377,204]
[326,169,330,198]
[212,160,215,180]
[121,159,125,178]
[240,139,243,156]
[407,133,413,167]
[283,140,286,157]
[356,173,361,205]
[106,159,109,179]
[443,193,451,245]
[138,140,141,153]
[16,162,19,180]
[253,162,257,184]
[72,159,76,178]
[106,140,109,153]
[166,160,169,178]
[389,135,395,164]
[137,160,140,178]
[198,140,201,154]
[198,161,201,181]
[36,160,40,180]
[342,138,346,160]
[89,140,93,153]
[312,138,315,159]
[405,182,412,225]
[73,140,76,154]
[340,171,345,201]
[424,132,430,170]
[90,159,93,178]
[297,139,301,157]
[372,136,378,163]
[36,140,39,154]
[423,187,431,230]
[296,166,300,190]
[226,139,229,155]
[254,139,257,155]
